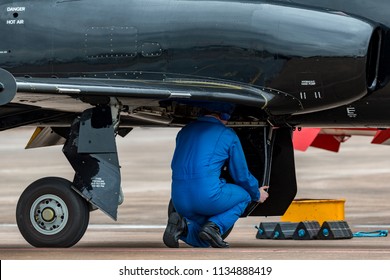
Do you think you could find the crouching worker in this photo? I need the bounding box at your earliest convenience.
[163,105,269,248]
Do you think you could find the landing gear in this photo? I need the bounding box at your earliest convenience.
[16,101,123,247]
[16,177,89,248]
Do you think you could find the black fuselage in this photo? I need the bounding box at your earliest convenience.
[270,0,390,127]
[0,0,385,120]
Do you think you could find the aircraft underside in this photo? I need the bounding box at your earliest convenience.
[8,96,297,247]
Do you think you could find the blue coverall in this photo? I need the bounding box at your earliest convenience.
[171,116,260,247]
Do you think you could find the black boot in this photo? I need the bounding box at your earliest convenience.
[199,222,230,248]
[163,212,187,248]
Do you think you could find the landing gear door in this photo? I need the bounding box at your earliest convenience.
[235,127,297,217]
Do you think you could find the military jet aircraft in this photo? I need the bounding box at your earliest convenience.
[0,0,388,247]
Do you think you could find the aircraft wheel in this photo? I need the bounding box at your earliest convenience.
[16,177,89,248]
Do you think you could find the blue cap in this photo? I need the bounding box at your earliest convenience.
[220,112,231,121]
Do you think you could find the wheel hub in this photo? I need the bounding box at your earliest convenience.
[41,208,55,222]
[30,194,69,235]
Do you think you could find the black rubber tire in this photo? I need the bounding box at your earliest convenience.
[16,177,89,248]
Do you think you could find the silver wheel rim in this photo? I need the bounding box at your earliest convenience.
[30,194,69,235]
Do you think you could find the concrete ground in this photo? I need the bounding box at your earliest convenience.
[0,127,390,260]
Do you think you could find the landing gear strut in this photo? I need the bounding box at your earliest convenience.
[63,105,122,220]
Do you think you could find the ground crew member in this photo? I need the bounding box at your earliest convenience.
[163,105,269,248]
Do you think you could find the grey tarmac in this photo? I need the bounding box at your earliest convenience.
[0,127,390,260]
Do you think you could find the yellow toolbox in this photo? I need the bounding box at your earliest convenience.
[281,199,345,225]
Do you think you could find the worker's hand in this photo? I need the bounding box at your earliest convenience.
[258,186,269,203]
